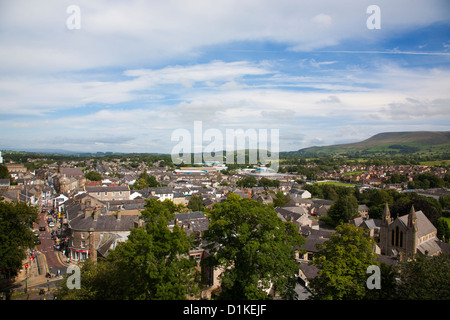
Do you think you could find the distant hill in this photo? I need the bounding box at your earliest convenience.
[293,131,450,156]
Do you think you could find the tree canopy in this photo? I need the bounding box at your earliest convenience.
[327,194,359,226]
[187,194,203,212]
[85,171,102,181]
[132,172,160,190]
[236,176,257,188]
[203,195,305,300]
[308,223,379,300]
[0,199,38,284]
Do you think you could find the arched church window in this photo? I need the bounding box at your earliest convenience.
[400,231,403,248]
[395,226,399,246]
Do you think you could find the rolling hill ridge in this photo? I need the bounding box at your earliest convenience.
[294,131,450,156]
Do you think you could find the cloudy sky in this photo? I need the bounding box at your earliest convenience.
[1,0,450,153]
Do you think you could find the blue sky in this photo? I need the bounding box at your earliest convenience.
[0,0,449,153]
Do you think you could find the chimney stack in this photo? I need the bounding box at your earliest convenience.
[85,207,94,219]
[117,211,122,221]
[93,206,100,221]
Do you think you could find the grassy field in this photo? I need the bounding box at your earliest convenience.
[343,171,366,176]
[419,160,450,166]
[441,216,450,226]
[315,181,356,187]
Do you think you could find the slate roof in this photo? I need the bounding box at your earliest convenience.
[398,210,436,238]
[299,261,318,279]
[175,211,206,221]
[275,207,303,222]
[172,211,209,237]
[60,168,84,176]
[417,239,442,256]
[85,185,130,193]
[300,236,328,252]
[69,213,139,232]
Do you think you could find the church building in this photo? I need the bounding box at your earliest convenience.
[379,203,443,257]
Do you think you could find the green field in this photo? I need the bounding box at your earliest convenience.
[441,216,450,226]
[419,160,450,166]
[315,181,356,187]
[343,171,365,176]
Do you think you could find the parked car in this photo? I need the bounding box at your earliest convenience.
[49,221,55,227]
[39,226,46,231]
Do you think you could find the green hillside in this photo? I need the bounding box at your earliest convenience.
[294,131,450,156]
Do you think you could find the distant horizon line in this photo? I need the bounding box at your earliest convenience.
[2,130,449,156]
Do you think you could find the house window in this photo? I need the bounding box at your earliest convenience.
[81,241,85,248]
[105,192,107,196]
[391,230,395,246]
[81,233,85,239]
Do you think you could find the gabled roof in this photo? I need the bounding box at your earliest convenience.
[85,185,130,193]
[69,213,139,232]
[60,168,84,176]
[398,210,436,238]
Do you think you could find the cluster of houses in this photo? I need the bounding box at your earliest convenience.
[1,156,449,298]
[307,163,448,189]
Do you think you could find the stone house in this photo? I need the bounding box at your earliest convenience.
[85,185,130,201]
[67,207,140,261]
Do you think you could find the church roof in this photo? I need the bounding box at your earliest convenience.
[398,210,436,238]
[417,239,442,256]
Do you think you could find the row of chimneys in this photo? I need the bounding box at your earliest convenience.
[84,206,122,221]
[174,218,202,240]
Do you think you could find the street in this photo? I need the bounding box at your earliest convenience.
[34,206,68,276]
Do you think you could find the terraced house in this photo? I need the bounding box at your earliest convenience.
[85,185,131,201]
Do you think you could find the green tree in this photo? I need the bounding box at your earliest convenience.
[435,218,450,243]
[236,176,257,188]
[308,223,379,300]
[187,194,203,212]
[259,177,280,190]
[56,198,200,300]
[0,199,39,294]
[327,194,359,226]
[439,195,450,210]
[273,191,291,207]
[396,252,450,300]
[0,164,10,179]
[85,171,102,181]
[321,184,339,201]
[408,173,444,189]
[132,172,160,190]
[161,199,177,214]
[203,196,305,300]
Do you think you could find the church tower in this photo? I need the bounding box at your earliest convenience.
[380,203,391,255]
[405,205,418,255]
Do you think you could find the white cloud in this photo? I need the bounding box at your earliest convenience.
[1,1,449,152]
[1,0,449,74]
